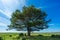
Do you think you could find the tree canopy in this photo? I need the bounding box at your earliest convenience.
[8,5,51,36]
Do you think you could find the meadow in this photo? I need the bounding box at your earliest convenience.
[0,32,60,40]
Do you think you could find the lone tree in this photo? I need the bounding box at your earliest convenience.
[8,5,51,36]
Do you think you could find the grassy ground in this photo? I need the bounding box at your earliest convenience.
[0,32,60,40]
[27,36,60,40]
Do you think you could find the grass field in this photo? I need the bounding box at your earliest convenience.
[0,32,60,40]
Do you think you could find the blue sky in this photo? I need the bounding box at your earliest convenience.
[0,0,60,32]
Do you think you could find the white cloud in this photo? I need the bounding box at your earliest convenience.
[0,17,10,24]
[1,0,20,9]
[0,22,8,31]
[0,0,27,18]
[0,9,12,18]
[0,22,7,26]
[0,0,27,31]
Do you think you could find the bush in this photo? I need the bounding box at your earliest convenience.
[9,35,12,37]
[51,35,55,37]
[55,35,60,38]
[0,37,3,40]
[51,35,60,38]
[16,37,20,39]
[24,33,26,36]
[38,35,43,36]
[19,33,24,36]
[17,33,24,40]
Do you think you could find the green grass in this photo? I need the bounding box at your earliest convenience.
[0,32,60,40]
[27,36,60,40]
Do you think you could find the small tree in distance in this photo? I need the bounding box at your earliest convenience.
[8,5,51,36]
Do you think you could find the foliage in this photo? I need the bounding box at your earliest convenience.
[38,35,43,36]
[0,37,3,40]
[9,35,12,37]
[8,5,51,36]
[19,33,24,36]
[51,35,60,38]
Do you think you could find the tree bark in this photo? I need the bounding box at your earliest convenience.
[27,27,31,36]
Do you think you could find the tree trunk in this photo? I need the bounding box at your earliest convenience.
[27,27,31,36]
[28,29,31,36]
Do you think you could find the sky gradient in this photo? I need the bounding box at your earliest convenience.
[0,0,60,32]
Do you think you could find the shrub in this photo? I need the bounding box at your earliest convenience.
[9,35,12,37]
[19,33,24,36]
[51,35,55,37]
[51,35,60,38]
[24,33,26,36]
[55,35,60,38]
[0,37,3,40]
[38,35,43,36]
[17,36,20,39]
